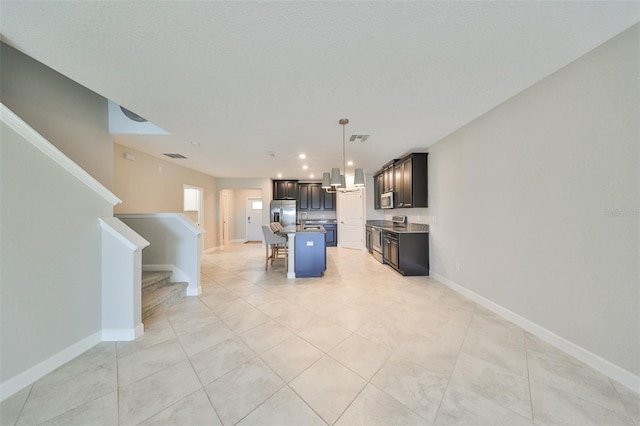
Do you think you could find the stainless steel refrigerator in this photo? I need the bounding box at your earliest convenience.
[270,200,297,227]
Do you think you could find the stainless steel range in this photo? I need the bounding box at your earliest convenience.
[371,226,383,263]
[367,216,407,264]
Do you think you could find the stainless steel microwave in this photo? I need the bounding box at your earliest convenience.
[381,191,394,209]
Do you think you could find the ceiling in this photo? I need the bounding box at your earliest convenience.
[1,1,638,181]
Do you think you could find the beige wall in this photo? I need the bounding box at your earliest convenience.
[113,143,218,250]
[428,25,639,375]
[0,43,113,189]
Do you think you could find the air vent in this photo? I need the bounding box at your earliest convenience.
[349,134,370,143]
[163,153,187,159]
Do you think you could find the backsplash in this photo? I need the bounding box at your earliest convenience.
[384,208,432,224]
[298,211,336,221]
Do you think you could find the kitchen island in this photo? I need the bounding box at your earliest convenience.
[280,225,327,279]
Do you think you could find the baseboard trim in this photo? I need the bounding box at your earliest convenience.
[229,239,248,244]
[101,322,145,342]
[0,332,102,401]
[186,285,202,297]
[430,272,640,393]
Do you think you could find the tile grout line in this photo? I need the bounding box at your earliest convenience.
[524,332,536,423]
[430,301,476,424]
[11,384,33,426]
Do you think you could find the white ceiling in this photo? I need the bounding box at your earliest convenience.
[1,1,638,180]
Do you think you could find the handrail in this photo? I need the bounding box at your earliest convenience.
[99,217,150,251]
[116,213,204,235]
[0,103,121,206]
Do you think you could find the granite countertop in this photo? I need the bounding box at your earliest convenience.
[300,219,337,225]
[366,220,429,234]
[281,224,327,234]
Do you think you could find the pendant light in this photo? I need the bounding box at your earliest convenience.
[323,118,365,192]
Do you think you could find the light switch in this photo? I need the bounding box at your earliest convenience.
[306,241,314,246]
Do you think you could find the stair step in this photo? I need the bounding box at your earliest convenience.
[142,281,188,320]
[142,271,172,294]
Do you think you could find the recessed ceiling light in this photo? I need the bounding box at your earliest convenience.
[299,154,306,159]
[302,165,308,170]
[310,174,315,178]
[277,173,283,178]
[190,141,201,147]
[347,160,354,166]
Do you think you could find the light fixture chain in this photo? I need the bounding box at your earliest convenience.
[342,120,346,175]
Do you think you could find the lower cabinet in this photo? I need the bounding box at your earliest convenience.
[382,231,429,276]
[324,224,337,247]
[294,232,326,277]
[382,231,399,270]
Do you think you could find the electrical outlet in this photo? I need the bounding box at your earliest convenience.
[455,262,461,271]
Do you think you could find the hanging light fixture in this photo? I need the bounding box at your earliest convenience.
[323,118,365,192]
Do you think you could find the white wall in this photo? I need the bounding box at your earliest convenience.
[428,25,639,376]
[1,121,113,384]
[0,43,113,189]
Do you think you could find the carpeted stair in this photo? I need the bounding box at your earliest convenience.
[142,271,187,319]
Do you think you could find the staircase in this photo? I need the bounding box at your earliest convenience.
[142,271,188,319]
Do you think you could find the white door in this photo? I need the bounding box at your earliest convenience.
[246,198,263,241]
[338,189,364,249]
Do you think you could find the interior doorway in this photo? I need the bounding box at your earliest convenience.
[184,185,204,251]
[246,198,263,242]
[183,185,203,226]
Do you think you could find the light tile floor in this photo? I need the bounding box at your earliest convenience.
[2,244,639,425]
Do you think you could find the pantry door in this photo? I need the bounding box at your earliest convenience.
[338,189,364,249]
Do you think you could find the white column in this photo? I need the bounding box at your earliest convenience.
[287,231,296,279]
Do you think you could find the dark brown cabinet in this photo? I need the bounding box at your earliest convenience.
[373,172,384,210]
[374,153,428,209]
[382,231,399,270]
[273,180,299,200]
[382,230,429,276]
[298,183,335,211]
[382,161,395,193]
[395,153,428,208]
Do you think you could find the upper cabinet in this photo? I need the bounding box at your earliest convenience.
[273,180,299,200]
[373,172,384,210]
[374,153,428,209]
[382,160,395,193]
[394,153,428,208]
[298,182,336,211]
